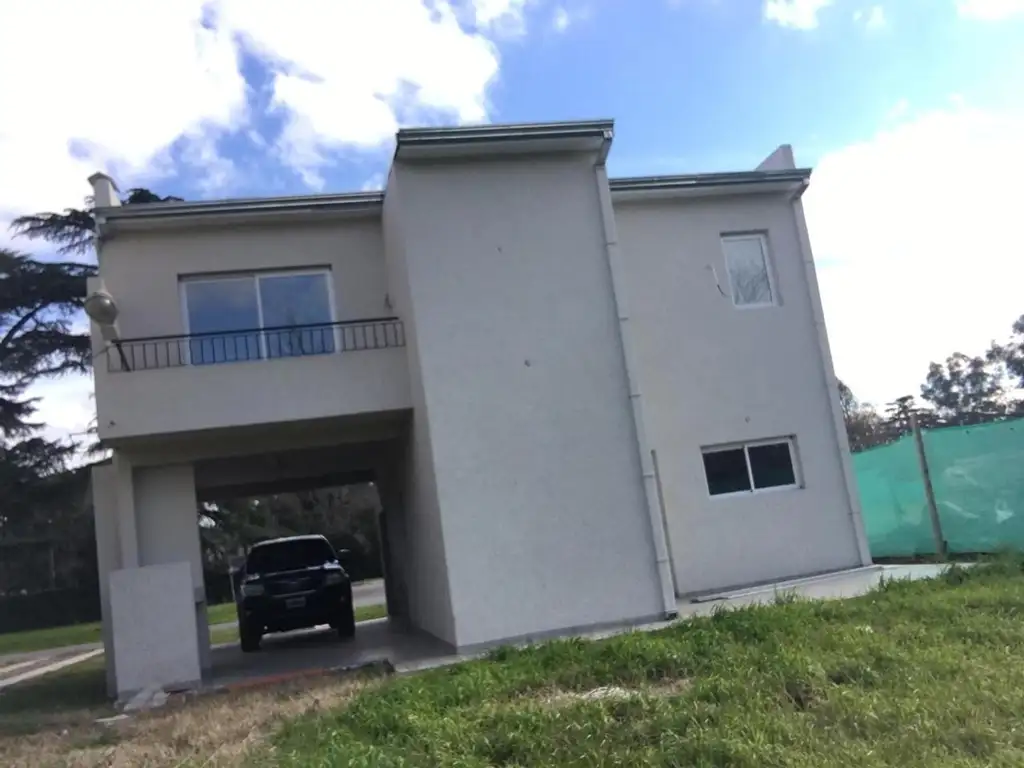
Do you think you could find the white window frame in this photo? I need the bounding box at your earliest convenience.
[701,436,801,499]
[179,267,338,365]
[720,232,778,309]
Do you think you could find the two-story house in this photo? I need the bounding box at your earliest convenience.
[87,120,870,698]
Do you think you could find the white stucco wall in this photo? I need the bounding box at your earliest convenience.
[380,179,456,644]
[93,217,410,441]
[392,154,664,648]
[614,193,864,594]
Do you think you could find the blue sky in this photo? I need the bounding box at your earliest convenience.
[144,0,1024,197]
[1,0,1023,445]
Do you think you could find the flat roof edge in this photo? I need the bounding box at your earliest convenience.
[396,119,615,146]
[97,191,384,221]
[609,168,812,193]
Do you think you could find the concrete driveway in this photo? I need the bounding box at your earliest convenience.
[209,618,448,688]
[207,578,386,633]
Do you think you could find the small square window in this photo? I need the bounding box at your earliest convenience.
[748,442,796,489]
[702,447,752,496]
[722,234,774,307]
[701,438,799,497]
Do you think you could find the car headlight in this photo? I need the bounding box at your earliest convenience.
[241,583,264,597]
[324,573,344,586]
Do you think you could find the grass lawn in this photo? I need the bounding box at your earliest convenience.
[266,562,1024,767]
[0,603,235,657]
[206,601,238,626]
[0,602,388,657]
[0,656,111,748]
[0,597,386,656]
[5,564,1024,766]
[0,624,103,657]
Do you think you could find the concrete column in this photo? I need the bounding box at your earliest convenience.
[134,463,210,674]
[88,172,121,208]
[374,464,409,626]
[113,452,138,569]
[91,463,121,696]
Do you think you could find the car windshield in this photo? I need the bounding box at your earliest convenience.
[246,539,335,574]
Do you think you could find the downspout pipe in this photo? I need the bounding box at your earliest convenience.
[594,140,679,618]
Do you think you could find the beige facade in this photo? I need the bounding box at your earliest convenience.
[88,120,869,698]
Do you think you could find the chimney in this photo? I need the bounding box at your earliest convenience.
[88,172,121,208]
[755,145,796,172]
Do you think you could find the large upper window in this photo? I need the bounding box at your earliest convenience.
[182,270,335,365]
[721,234,775,308]
[701,438,799,497]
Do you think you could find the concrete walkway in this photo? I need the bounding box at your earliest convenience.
[398,564,956,674]
[0,649,104,690]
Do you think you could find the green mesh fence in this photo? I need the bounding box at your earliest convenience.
[854,419,1024,558]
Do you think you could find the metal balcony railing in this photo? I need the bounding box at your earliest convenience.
[107,317,405,373]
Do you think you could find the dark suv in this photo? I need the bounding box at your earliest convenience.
[235,534,355,652]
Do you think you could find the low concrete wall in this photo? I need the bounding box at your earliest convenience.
[109,562,201,698]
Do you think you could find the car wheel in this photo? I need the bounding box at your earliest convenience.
[240,622,262,652]
[336,609,356,640]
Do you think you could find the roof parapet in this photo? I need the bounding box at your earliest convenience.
[395,119,614,162]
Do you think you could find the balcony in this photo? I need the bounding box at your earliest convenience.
[95,318,412,443]
[107,318,405,373]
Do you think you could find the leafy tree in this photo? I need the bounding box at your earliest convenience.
[838,379,887,452]
[0,187,178,596]
[989,315,1024,391]
[0,250,94,586]
[9,188,182,256]
[920,352,1007,425]
[0,250,95,437]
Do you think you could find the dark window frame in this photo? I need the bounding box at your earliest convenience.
[701,437,800,497]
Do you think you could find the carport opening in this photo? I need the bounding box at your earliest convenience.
[197,477,391,644]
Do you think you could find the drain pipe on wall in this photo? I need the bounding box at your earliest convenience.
[594,145,678,618]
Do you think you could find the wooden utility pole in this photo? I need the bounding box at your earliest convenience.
[911,412,947,560]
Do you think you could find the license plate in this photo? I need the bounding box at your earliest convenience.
[285,597,306,609]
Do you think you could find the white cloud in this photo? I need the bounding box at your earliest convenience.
[956,0,1024,19]
[853,5,887,29]
[213,0,519,186]
[549,4,589,31]
[0,0,539,225]
[764,0,833,29]
[805,104,1024,406]
[0,1,246,234]
[471,0,537,35]
[0,1,543,446]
